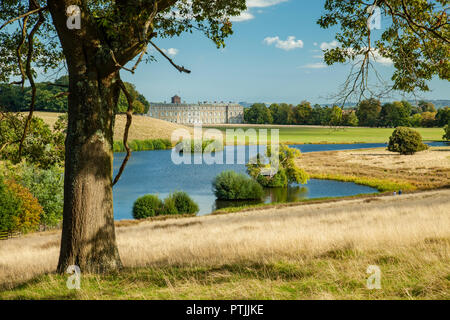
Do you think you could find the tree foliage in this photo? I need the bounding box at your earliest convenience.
[444,123,450,141]
[318,0,449,103]
[212,171,264,200]
[0,111,65,168]
[246,145,309,188]
[387,126,429,155]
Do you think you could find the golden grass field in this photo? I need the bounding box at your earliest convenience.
[298,146,450,190]
[32,111,194,141]
[1,189,449,299]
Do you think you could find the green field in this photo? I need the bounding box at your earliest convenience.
[205,126,445,144]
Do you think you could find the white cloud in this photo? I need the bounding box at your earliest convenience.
[300,62,328,69]
[229,11,255,22]
[313,42,318,46]
[371,50,393,66]
[318,41,393,66]
[263,36,304,51]
[228,0,287,22]
[320,40,339,51]
[162,48,179,57]
[247,0,288,8]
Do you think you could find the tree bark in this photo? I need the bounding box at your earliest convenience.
[48,1,123,273]
[56,71,122,274]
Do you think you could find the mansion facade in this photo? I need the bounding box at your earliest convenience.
[147,95,244,124]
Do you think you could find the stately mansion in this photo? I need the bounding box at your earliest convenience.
[147,95,244,124]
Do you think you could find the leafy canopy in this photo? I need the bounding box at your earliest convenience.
[0,0,247,84]
[318,0,449,101]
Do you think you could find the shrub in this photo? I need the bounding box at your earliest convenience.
[212,171,264,200]
[256,168,288,188]
[246,145,309,188]
[444,123,450,141]
[113,141,125,152]
[387,127,429,155]
[142,140,154,150]
[152,139,166,150]
[0,177,42,233]
[162,196,179,215]
[132,195,163,219]
[166,191,199,214]
[7,180,42,232]
[176,139,223,154]
[17,163,64,229]
[0,176,22,232]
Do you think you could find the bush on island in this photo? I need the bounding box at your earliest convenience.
[212,171,264,200]
[387,127,429,155]
[132,195,163,219]
[167,191,199,214]
[246,145,309,188]
[133,192,199,219]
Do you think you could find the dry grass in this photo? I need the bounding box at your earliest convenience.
[32,111,193,141]
[1,189,449,298]
[298,147,450,190]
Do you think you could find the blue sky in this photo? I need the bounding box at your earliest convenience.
[121,0,449,105]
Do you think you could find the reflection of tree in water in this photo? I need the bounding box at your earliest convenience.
[264,186,309,203]
[214,185,309,211]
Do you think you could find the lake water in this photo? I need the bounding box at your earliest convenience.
[112,141,447,220]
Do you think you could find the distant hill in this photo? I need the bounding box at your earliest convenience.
[32,111,194,141]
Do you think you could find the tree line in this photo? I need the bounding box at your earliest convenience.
[244,100,449,128]
[0,76,150,114]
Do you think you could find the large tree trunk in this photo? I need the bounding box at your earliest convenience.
[48,1,123,272]
[56,70,122,274]
[47,0,141,273]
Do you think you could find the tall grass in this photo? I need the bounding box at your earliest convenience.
[113,138,172,152]
[0,189,448,298]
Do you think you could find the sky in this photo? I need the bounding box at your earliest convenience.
[75,1,450,104]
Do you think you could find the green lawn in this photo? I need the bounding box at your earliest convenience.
[205,126,445,144]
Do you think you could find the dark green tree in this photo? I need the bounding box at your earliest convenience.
[436,107,450,127]
[244,103,272,124]
[356,99,381,127]
[379,101,411,127]
[294,101,313,125]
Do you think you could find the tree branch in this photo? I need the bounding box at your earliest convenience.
[18,1,45,161]
[0,6,48,31]
[112,78,134,187]
[150,40,191,74]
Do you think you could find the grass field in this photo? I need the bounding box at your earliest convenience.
[1,190,449,299]
[32,112,194,142]
[33,113,445,145]
[298,146,450,191]
[205,125,445,144]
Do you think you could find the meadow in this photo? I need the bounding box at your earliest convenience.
[299,146,450,191]
[34,112,445,145]
[0,190,448,299]
[206,124,444,145]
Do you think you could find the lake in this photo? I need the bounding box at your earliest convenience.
[113,142,409,220]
